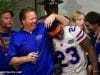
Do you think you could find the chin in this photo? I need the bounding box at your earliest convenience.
[31,26,36,31]
[5,26,12,29]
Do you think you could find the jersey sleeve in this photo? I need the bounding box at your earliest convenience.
[70,26,87,43]
[7,33,19,63]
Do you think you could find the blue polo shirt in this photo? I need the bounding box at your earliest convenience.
[0,45,6,71]
[91,34,100,55]
[0,31,15,71]
[7,22,54,75]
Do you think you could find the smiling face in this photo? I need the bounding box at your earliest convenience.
[71,11,85,30]
[85,22,99,33]
[22,11,37,32]
[75,14,85,29]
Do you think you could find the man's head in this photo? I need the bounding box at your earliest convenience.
[48,22,64,39]
[19,7,37,31]
[85,11,100,32]
[0,9,14,30]
[38,0,63,15]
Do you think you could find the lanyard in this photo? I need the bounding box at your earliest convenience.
[0,32,12,54]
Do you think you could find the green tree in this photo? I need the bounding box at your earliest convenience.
[0,0,15,11]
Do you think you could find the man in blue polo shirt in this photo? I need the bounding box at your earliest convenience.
[7,7,68,75]
[0,9,15,72]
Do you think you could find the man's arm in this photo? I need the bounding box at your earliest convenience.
[44,14,69,28]
[80,37,99,74]
[10,52,38,65]
[54,14,69,26]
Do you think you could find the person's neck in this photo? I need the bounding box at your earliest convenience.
[95,27,100,34]
[23,27,33,34]
[0,26,11,32]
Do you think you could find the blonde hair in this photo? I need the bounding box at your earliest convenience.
[70,11,84,23]
[70,11,89,33]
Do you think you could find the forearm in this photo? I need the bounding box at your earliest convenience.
[87,46,98,70]
[10,56,29,65]
[46,13,69,26]
[80,37,98,71]
[54,14,69,26]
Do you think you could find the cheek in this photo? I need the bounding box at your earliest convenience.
[81,20,85,25]
[26,20,32,25]
[3,19,11,24]
[88,25,94,31]
[76,21,81,26]
[77,20,84,25]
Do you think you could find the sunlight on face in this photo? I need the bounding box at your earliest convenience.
[22,11,37,31]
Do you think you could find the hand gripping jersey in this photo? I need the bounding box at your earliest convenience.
[53,26,87,73]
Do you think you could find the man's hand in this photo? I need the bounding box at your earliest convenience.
[27,52,38,63]
[92,65,99,75]
[93,70,99,75]
[87,64,99,75]
[44,14,56,28]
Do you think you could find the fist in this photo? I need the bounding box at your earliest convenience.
[27,52,38,63]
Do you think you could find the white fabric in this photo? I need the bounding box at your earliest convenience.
[53,26,87,73]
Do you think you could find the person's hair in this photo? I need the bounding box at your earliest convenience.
[70,11,84,22]
[85,11,100,26]
[19,7,35,22]
[44,4,58,15]
[0,9,14,18]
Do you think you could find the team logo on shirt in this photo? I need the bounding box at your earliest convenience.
[68,39,74,44]
[36,34,42,40]
[0,37,10,49]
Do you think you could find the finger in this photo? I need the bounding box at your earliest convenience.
[46,21,51,28]
[32,57,38,62]
[47,21,52,28]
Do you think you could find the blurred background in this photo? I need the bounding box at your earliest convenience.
[0,0,100,30]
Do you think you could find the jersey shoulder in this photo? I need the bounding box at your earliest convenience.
[64,26,87,43]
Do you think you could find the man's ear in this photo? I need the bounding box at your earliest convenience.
[22,19,25,25]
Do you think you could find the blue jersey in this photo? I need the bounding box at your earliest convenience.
[96,42,100,53]
[91,34,100,55]
[0,45,6,71]
[7,22,54,75]
[95,38,100,55]
[0,31,15,71]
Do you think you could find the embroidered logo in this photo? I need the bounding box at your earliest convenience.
[68,39,74,44]
[36,34,42,40]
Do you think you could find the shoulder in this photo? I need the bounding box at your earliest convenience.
[64,25,87,43]
[36,21,46,32]
[11,30,25,42]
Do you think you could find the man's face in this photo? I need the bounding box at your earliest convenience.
[22,11,37,31]
[85,22,98,32]
[1,12,13,28]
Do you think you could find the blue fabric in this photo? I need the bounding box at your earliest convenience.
[91,34,100,55]
[7,22,54,75]
[0,31,15,71]
[0,45,6,71]
[95,40,100,55]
